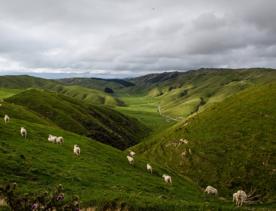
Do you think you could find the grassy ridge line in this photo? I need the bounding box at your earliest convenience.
[133,83,276,202]
[5,89,149,149]
[52,85,125,107]
[58,77,135,90]
[0,75,58,89]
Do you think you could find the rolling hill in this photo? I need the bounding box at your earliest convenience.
[0,75,58,89]
[54,85,125,106]
[125,68,276,118]
[0,75,124,107]
[0,69,275,210]
[133,82,276,202]
[5,89,148,149]
[0,107,211,210]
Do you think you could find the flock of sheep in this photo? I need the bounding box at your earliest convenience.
[204,186,247,207]
[4,114,27,139]
[126,150,172,184]
[127,148,248,207]
[167,137,250,207]
[3,114,81,156]
[3,114,247,207]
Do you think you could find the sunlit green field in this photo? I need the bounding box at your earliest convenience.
[116,95,175,132]
[0,88,22,99]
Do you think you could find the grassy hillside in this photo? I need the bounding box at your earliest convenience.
[0,75,58,89]
[0,102,240,210]
[133,83,276,202]
[0,101,55,126]
[59,77,134,91]
[5,89,148,150]
[115,69,276,134]
[124,68,276,118]
[53,85,125,106]
[0,89,22,99]
[0,75,124,107]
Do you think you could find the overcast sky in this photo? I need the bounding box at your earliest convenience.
[0,0,275,78]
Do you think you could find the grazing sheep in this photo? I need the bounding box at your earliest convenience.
[4,114,10,123]
[162,174,172,184]
[129,150,136,157]
[20,127,27,139]
[179,139,189,144]
[146,163,153,174]
[234,190,247,207]
[56,136,64,144]
[126,155,134,165]
[73,145,80,156]
[188,148,192,155]
[204,185,218,195]
[48,134,57,143]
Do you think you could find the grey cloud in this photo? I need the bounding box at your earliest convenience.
[0,0,275,78]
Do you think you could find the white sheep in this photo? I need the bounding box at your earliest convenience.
[179,139,189,144]
[234,190,247,207]
[48,134,57,143]
[4,114,10,123]
[20,127,27,139]
[162,174,172,184]
[146,163,153,174]
[73,145,80,156]
[204,185,218,195]
[126,155,134,165]
[129,150,136,157]
[56,136,64,144]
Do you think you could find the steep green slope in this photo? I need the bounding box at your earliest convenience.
[0,76,124,107]
[0,113,210,210]
[5,89,148,149]
[134,83,276,201]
